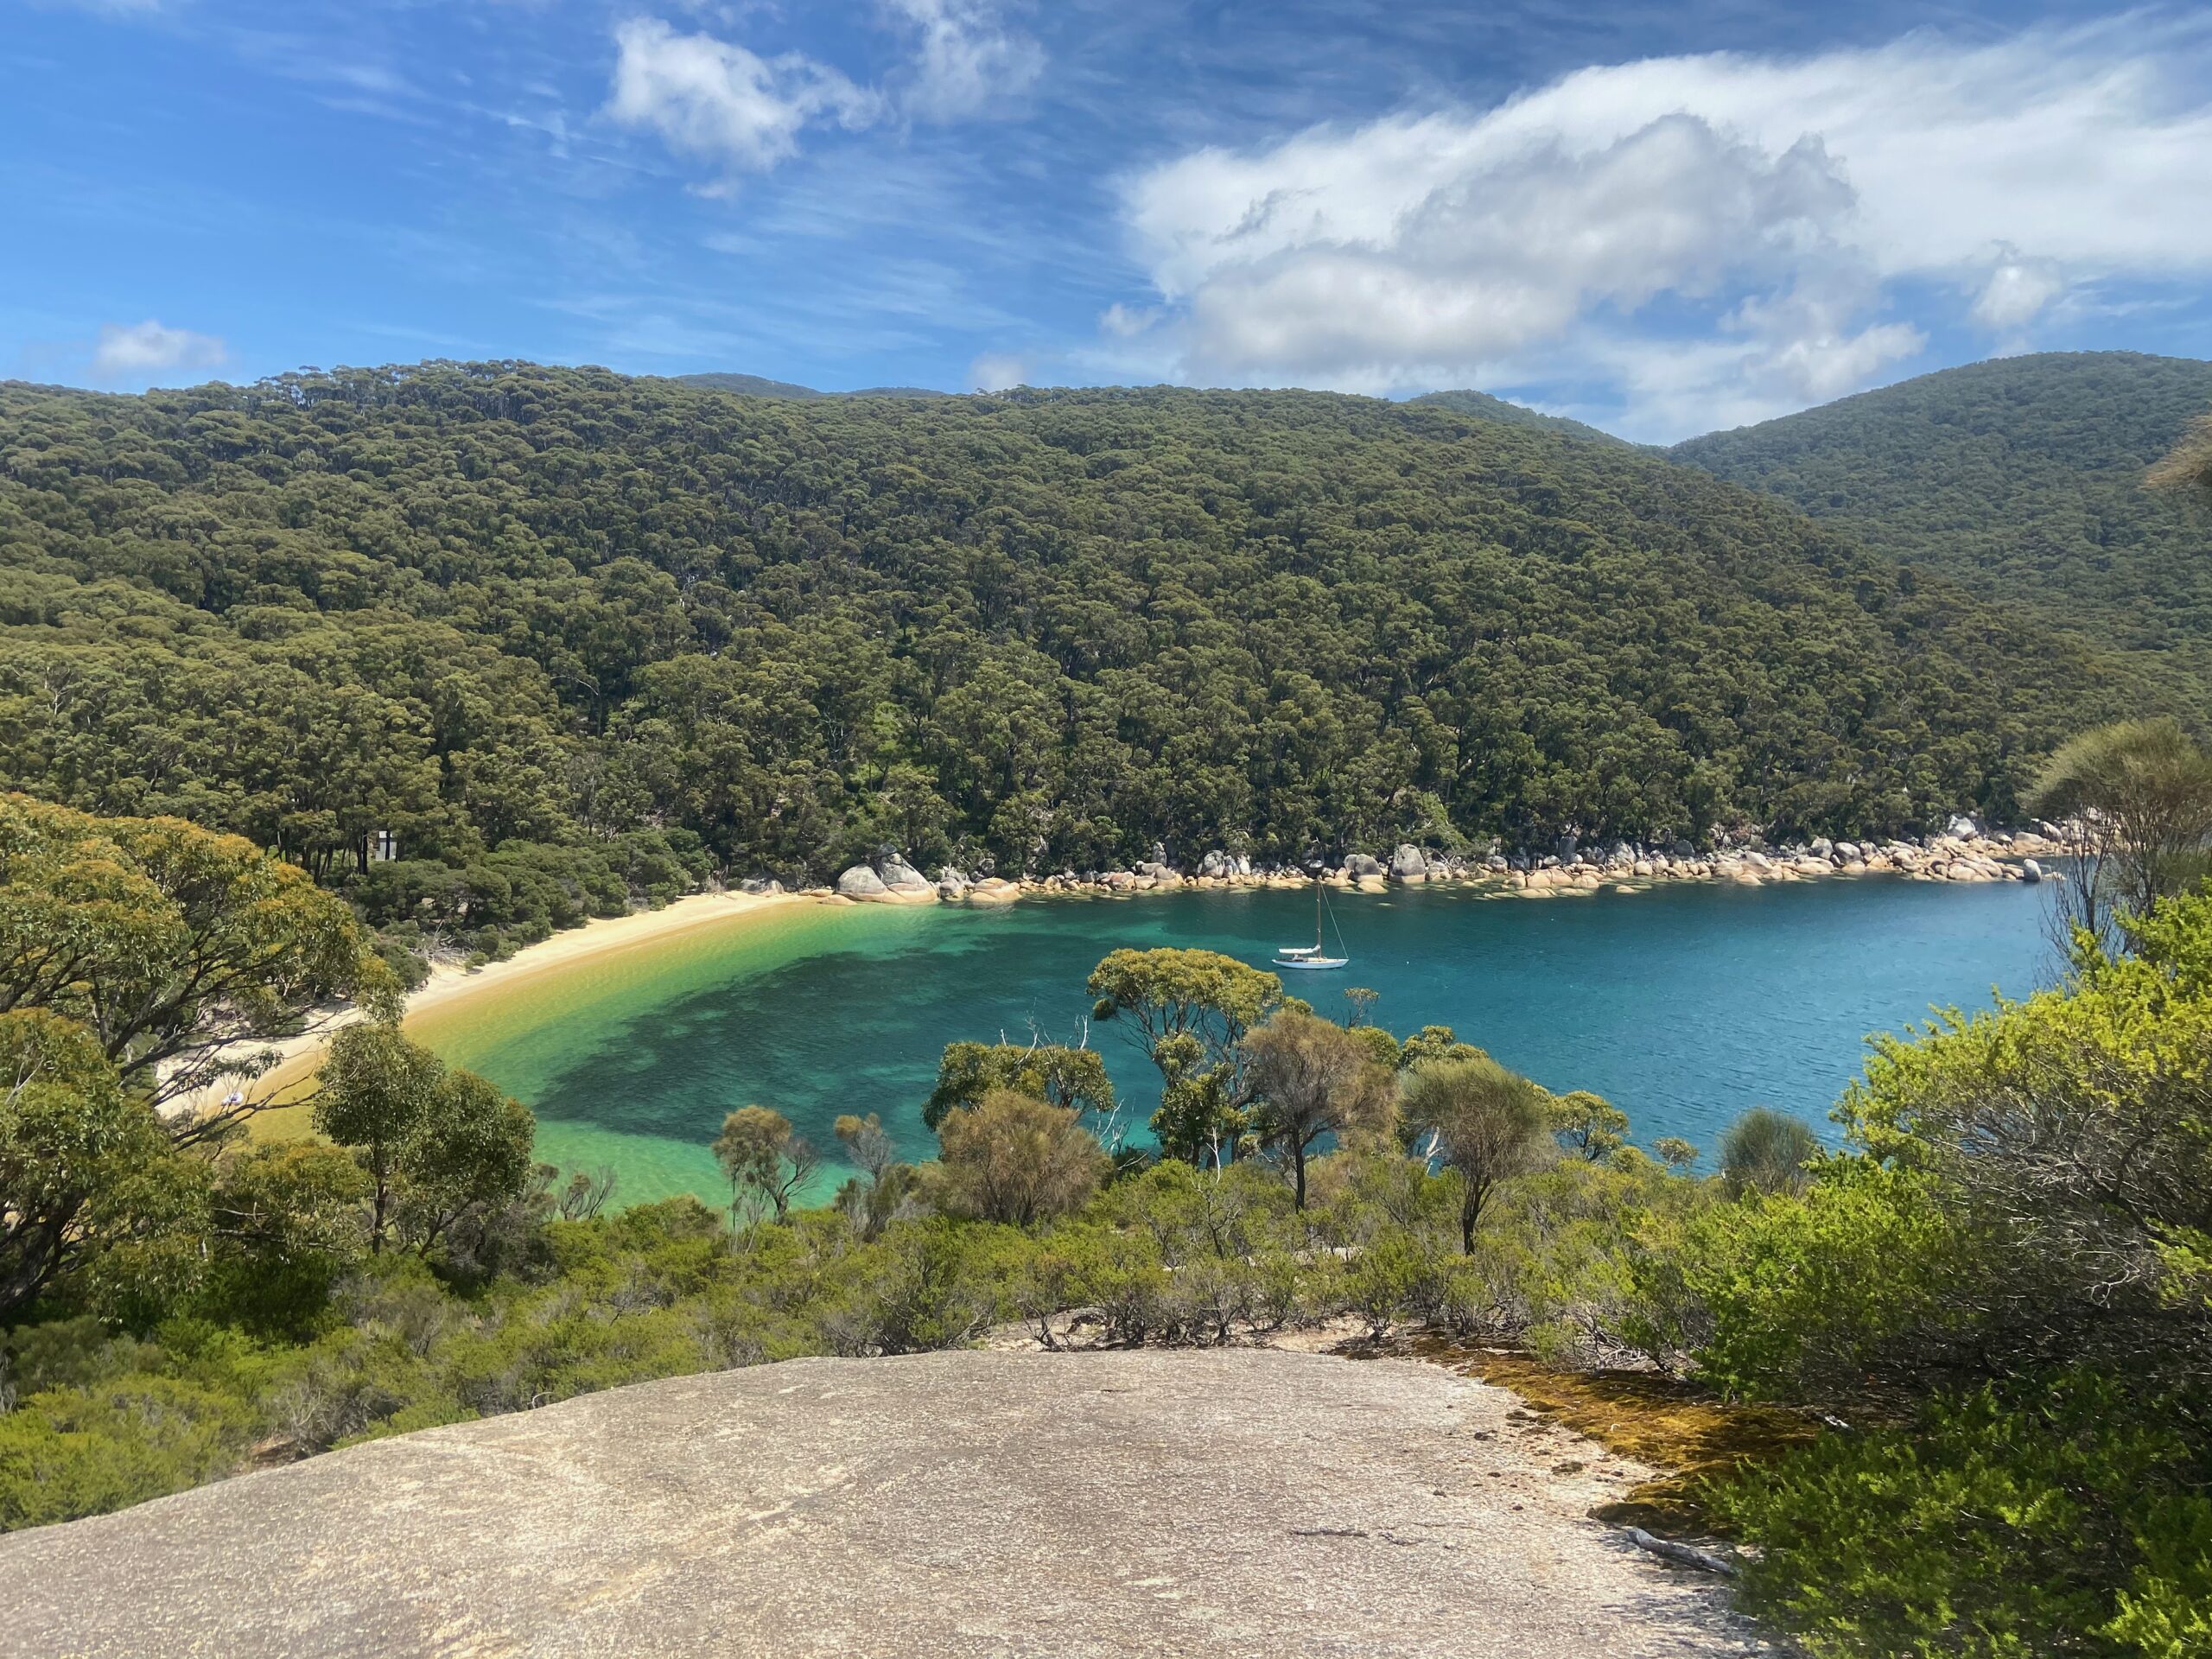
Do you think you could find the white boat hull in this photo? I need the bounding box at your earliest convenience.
[1274,956,1349,970]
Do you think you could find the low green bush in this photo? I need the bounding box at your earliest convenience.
[1711,1373,2212,1659]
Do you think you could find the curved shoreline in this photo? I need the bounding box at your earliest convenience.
[226,888,805,1137]
[224,830,2053,1140]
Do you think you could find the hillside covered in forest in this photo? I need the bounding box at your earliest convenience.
[1407,388,1642,449]
[0,362,2141,950]
[1673,352,2212,698]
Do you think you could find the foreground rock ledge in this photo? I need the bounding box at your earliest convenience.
[0,1350,1770,1659]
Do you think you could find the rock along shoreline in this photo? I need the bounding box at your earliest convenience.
[783,817,2063,910]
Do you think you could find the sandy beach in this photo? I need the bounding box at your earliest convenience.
[204,841,2046,1140]
[207,887,806,1137]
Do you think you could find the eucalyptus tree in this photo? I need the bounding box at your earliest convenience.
[0,794,386,1135]
[1242,1010,1396,1209]
[712,1105,818,1229]
[923,1040,1116,1138]
[2028,719,2212,948]
[1087,947,1281,1090]
[1399,1056,1553,1250]
[0,1010,175,1318]
[314,1025,536,1255]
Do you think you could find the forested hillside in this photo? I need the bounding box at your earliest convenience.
[1408,388,1640,448]
[1673,352,2212,699]
[0,364,2132,931]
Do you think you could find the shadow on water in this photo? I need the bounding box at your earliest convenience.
[428,878,2055,1206]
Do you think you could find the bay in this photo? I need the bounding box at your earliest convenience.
[410,877,2055,1208]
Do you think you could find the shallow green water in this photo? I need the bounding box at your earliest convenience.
[416,878,2054,1209]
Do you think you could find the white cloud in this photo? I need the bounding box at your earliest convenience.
[90,320,226,383]
[1971,246,2069,332]
[969,351,1027,390]
[1572,316,1929,440]
[1100,302,1160,338]
[605,4,1038,181]
[1119,19,2212,436]
[603,17,877,178]
[882,0,1043,119]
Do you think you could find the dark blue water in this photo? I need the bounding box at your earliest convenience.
[431,876,2054,1204]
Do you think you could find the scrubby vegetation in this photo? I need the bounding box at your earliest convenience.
[4,340,2210,1653]
[0,362,2150,974]
[10,753,2212,1655]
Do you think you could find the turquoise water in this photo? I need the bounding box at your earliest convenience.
[421,878,2054,1206]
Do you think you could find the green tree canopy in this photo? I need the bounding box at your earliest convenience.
[312,1023,533,1255]
[922,1040,1116,1134]
[0,795,387,1128]
[311,1024,442,1255]
[1243,1009,1396,1209]
[0,364,2140,909]
[0,1009,178,1318]
[1399,1055,1554,1250]
[1087,948,1282,1084]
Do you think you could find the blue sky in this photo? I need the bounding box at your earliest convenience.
[5,0,2210,441]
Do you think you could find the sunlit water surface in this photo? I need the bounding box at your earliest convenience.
[410,879,2054,1208]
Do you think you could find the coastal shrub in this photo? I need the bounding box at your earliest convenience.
[935,1091,1108,1226]
[826,1218,1024,1355]
[1104,1159,1300,1261]
[1342,1228,1443,1341]
[1648,1160,1965,1402]
[1715,1108,1821,1198]
[1846,932,2212,1377]
[1712,1372,2212,1659]
[0,1375,261,1531]
[1478,1154,1709,1366]
[1081,1227,1178,1345]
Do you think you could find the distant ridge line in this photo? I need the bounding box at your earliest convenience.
[677,372,951,401]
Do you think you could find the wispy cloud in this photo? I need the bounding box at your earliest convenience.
[882,0,1043,120]
[604,2,1043,183]
[91,319,227,383]
[603,17,879,181]
[968,350,1027,390]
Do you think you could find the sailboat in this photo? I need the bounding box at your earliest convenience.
[1274,874,1349,970]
